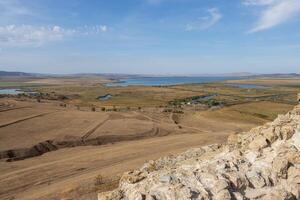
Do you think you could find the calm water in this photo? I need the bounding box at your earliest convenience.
[106,76,242,87]
[0,89,37,95]
[98,94,112,101]
[0,89,23,95]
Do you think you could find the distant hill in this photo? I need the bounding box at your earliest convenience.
[0,71,35,77]
[0,71,299,78]
[254,73,300,78]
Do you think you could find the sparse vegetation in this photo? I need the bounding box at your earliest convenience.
[0,76,298,200]
[94,174,104,186]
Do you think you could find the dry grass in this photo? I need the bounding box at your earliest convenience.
[0,76,298,200]
[225,78,300,87]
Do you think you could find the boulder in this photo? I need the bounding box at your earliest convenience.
[248,135,269,151]
[272,157,289,179]
[246,170,266,188]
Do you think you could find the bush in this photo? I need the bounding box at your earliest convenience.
[207,99,220,107]
[94,174,104,186]
[91,107,96,112]
[60,103,66,107]
[163,108,172,113]
[101,107,106,111]
[173,110,184,114]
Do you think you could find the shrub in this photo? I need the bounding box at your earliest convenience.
[94,174,104,186]
[207,99,220,107]
[60,103,66,107]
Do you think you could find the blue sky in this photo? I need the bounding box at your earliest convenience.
[0,0,300,74]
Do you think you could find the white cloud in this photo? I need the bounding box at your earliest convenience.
[186,8,222,31]
[0,25,75,47]
[98,25,108,32]
[0,25,108,47]
[243,0,276,5]
[245,0,300,33]
[0,0,31,16]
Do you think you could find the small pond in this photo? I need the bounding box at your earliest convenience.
[98,94,112,101]
[0,89,38,95]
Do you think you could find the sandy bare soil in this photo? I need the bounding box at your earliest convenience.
[0,132,230,200]
[226,78,300,86]
[27,76,112,85]
[0,95,293,200]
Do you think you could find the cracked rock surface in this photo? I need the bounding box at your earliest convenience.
[99,104,300,200]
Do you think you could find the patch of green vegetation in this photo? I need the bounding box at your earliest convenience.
[206,99,221,107]
[0,82,41,88]
[35,80,299,109]
[169,94,222,107]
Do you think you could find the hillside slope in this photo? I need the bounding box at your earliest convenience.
[100,97,300,200]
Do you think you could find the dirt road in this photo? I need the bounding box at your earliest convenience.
[0,132,229,200]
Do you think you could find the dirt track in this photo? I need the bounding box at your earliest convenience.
[0,98,292,199]
[0,132,229,200]
[0,111,58,128]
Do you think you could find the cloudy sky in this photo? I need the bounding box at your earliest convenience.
[0,0,300,74]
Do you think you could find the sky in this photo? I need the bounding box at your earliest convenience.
[0,0,300,74]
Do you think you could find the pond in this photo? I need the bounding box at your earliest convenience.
[0,89,23,95]
[0,89,37,95]
[98,94,112,101]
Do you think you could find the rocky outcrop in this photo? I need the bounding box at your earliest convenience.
[99,103,300,200]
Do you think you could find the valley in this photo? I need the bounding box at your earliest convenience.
[0,75,299,199]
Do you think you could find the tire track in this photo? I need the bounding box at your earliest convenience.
[81,117,110,140]
[137,111,209,133]
[0,106,31,112]
[0,111,59,128]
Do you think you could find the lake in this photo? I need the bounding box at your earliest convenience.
[0,89,37,95]
[0,89,24,95]
[98,94,112,101]
[106,76,243,87]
